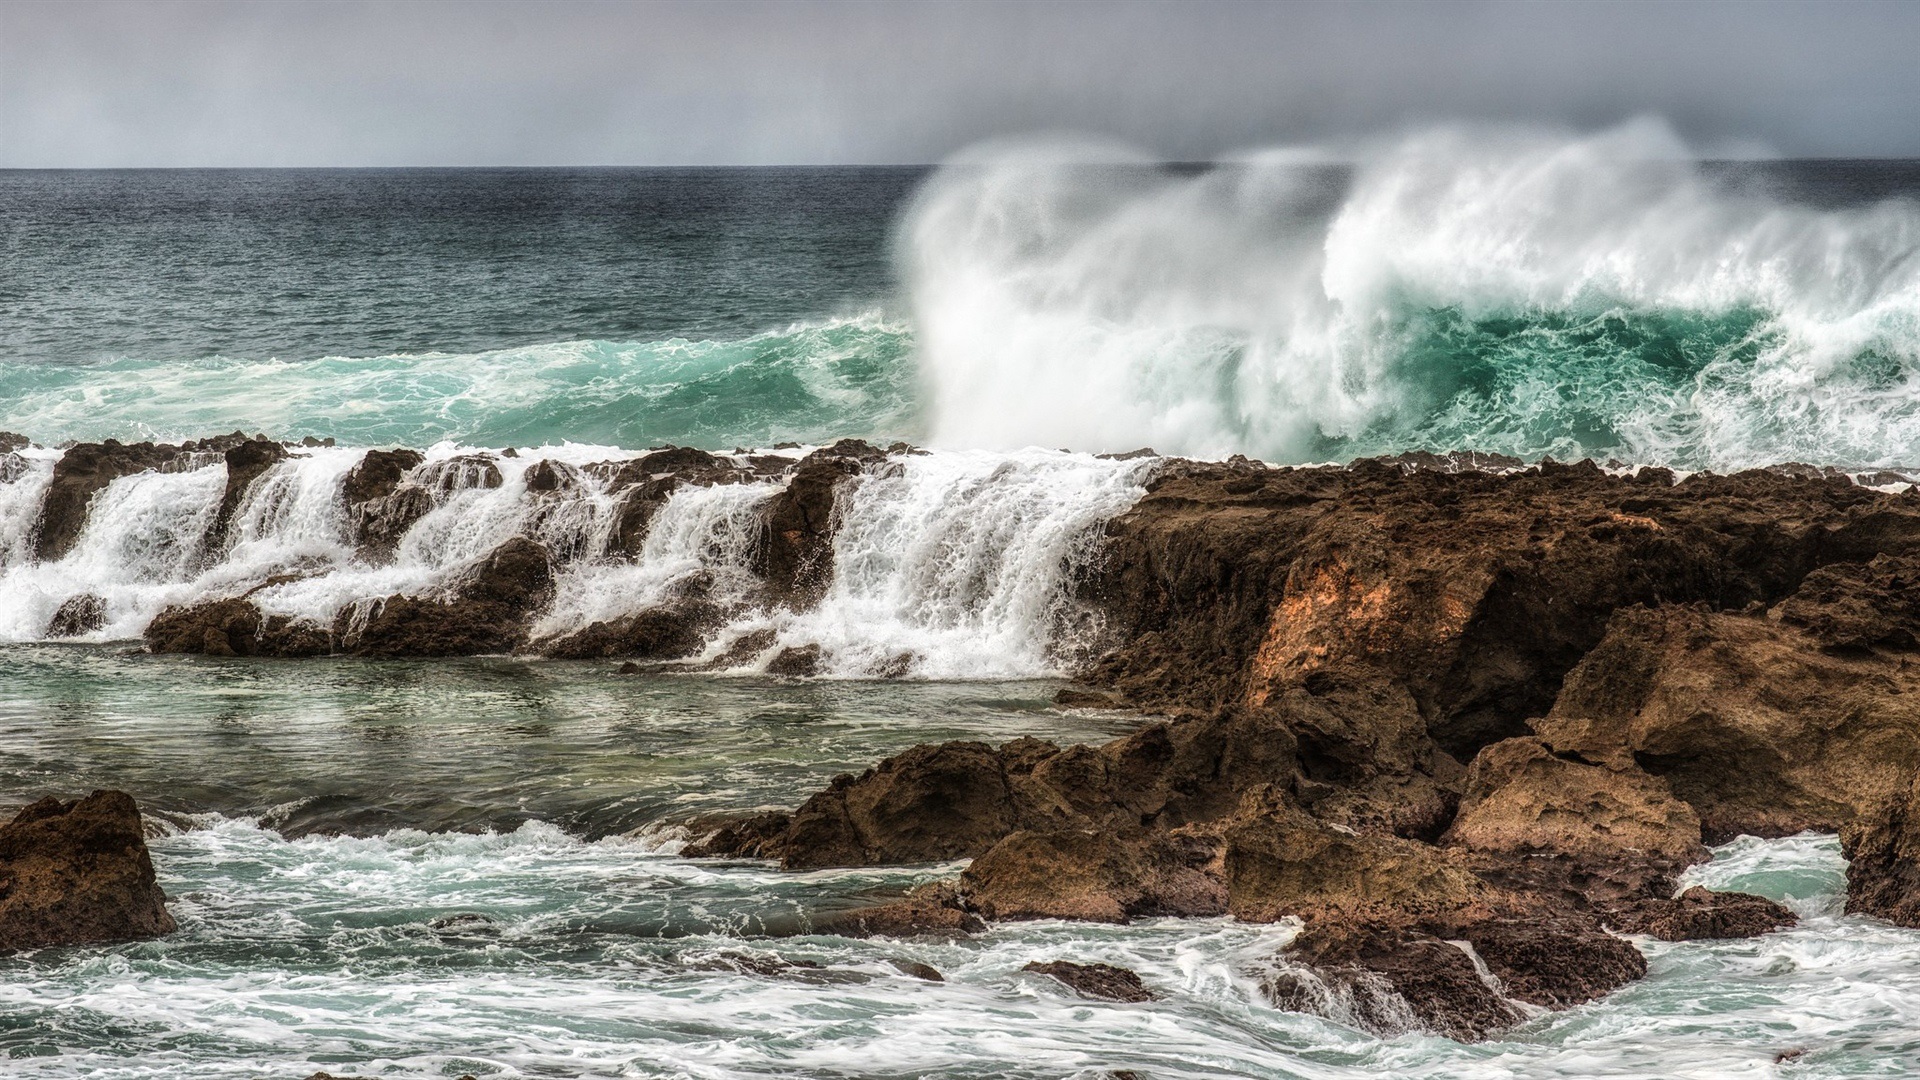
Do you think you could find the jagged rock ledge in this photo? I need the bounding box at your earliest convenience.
[677,452,1920,1040]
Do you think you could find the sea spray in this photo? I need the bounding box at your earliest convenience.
[723,448,1154,678]
[902,120,1920,469]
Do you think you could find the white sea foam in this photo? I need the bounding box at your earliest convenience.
[904,119,1920,469]
[2,825,1914,1080]
[0,443,1149,680]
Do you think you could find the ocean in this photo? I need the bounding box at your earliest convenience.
[4,124,1920,1078]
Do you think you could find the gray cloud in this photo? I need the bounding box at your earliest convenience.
[3,0,1917,166]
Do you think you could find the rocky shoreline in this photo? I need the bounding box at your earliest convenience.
[6,433,1920,1039]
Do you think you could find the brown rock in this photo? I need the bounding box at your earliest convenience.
[1609,886,1798,941]
[1534,603,1920,841]
[1445,913,1648,1008]
[0,791,176,950]
[45,593,106,638]
[1022,960,1154,1002]
[1443,737,1706,864]
[681,811,792,860]
[32,440,188,561]
[1841,774,1920,927]
[1260,919,1522,1040]
[890,958,944,981]
[208,438,288,550]
[339,448,429,561]
[1224,792,1485,923]
[145,598,263,657]
[765,644,822,677]
[780,741,1028,869]
[540,601,722,661]
[962,828,1226,923]
[0,431,29,453]
[335,537,556,658]
[817,882,985,937]
[754,439,886,608]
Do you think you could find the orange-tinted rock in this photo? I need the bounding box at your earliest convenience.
[1443,737,1706,864]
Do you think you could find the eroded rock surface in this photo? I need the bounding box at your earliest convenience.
[0,791,176,951]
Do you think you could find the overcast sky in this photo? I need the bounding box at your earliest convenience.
[4,0,1918,167]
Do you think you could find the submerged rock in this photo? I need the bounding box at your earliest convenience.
[0,791,176,951]
[1261,919,1524,1040]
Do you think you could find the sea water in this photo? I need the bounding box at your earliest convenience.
[6,122,1920,1076]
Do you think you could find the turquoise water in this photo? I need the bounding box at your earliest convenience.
[2,648,1917,1079]
[8,132,1920,1078]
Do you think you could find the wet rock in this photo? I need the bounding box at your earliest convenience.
[145,598,265,657]
[340,448,429,561]
[817,882,985,937]
[780,741,1031,869]
[889,958,944,981]
[1441,912,1647,1008]
[682,811,793,860]
[1260,919,1522,1040]
[1608,886,1798,941]
[1022,960,1154,1003]
[32,440,188,561]
[1081,459,1881,761]
[539,600,723,661]
[1443,737,1706,864]
[0,790,176,950]
[208,438,288,549]
[1533,603,1920,841]
[521,458,578,493]
[1223,793,1486,923]
[335,537,556,658]
[754,439,887,608]
[961,828,1225,922]
[765,644,822,677]
[0,431,30,453]
[1841,775,1920,927]
[45,594,106,638]
[598,446,758,558]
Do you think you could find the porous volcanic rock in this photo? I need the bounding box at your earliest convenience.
[1260,919,1524,1040]
[45,593,107,638]
[538,598,723,661]
[1022,960,1155,1002]
[0,791,176,951]
[962,828,1226,922]
[753,439,887,608]
[335,536,555,657]
[0,431,30,453]
[32,440,191,561]
[340,448,430,561]
[1608,885,1798,941]
[1532,600,1920,842]
[145,598,333,658]
[597,446,759,558]
[1223,791,1486,923]
[208,438,289,550]
[1443,737,1706,864]
[815,882,985,937]
[1841,774,1920,927]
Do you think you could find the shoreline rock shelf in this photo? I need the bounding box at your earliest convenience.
[8,434,1920,1038]
[678,452,1920,1040]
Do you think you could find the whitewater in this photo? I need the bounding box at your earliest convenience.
[6,124,1920,1079]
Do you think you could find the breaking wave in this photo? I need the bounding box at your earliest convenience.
[903,119,1920,470]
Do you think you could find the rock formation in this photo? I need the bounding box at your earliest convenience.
[686,455,1907,1040]
[0,791,176,951]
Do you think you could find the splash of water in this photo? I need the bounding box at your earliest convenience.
[902,120,1920,470]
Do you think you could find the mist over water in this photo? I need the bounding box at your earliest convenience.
[905,121,1920,469]
[9,126,1920,469]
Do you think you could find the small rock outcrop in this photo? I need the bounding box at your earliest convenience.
[339,448,430,561]
[0,791,176,951]
[1022,960,1155,1002]
[45,593,107,638]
